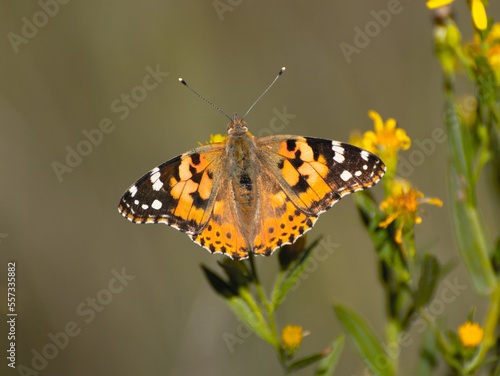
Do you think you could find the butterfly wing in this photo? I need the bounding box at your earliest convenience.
[251,135,386,255]
[188,173,252,260]
[118,143,225,235]
[251,168,319,256]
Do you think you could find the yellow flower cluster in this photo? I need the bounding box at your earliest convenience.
[379,179,443,244]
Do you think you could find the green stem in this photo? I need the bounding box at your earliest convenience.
[248,253,282,355]
[464,282,500,373]
[271,270,285,310]
[385,319,400,374]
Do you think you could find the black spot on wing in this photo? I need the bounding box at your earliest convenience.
[190,153,201,165]
[293,174,310,193]
[190,191,205,209]
[286,139,297,151]
[290,150,304,169]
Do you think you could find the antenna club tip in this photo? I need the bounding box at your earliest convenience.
[178,78,187,85]
[280,67,286,74]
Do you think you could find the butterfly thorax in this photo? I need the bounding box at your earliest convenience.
[225,117,260,233]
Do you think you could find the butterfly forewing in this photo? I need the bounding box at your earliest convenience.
[256,136,386,216]
[118,143,225,234]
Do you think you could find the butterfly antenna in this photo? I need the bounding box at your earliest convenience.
[242,67,286,120]
[178,78,232,121]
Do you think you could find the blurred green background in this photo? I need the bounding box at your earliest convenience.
[1,1,499,375]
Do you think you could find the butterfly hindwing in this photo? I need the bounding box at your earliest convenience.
[189,174,251,260]
[252,170,318,257]
[118,143,225,234]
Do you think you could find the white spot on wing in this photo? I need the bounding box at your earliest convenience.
[340,170,352,181]
[361,150,370,161]
[134,200,139,205]
[151,199,162,210]
[332,145,344,154]
[333,153,345,163]
[141,204,149,210]
[129,185,138,197]
[150,171,161,183]
[152,179,163,191]
[363,165,368,170]
[355,171,362,177]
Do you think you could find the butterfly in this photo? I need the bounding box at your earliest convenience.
[118,112,386,260]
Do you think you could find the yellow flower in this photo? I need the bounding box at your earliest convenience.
[426,0,487,30]
[198,133,227,146]
[350,111,410,156]
[350,130,378,155]
[471,0,487,30]
[458,321,484,347]
[365,111,410,155]
[350,111,410,180]
[281,325,303,350]
[379,179,443,244]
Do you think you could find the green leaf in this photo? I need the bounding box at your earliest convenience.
[201,264,274,344]
[201,264,237,298]
[272,238,320,310]
[449,168,496,295]
[217,260,251,290]
[315,336,345,376]
[225,293,274,344]
[278,235,307,271]
[414,254,440,309]
[335,305,394,376]
[287,353,326,373]
[445,94,497,295]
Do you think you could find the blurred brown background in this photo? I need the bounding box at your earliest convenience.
[1,1,499,375]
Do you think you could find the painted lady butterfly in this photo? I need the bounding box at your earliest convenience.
[118,70,385,260]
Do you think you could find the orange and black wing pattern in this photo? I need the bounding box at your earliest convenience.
[252,135,385,255]
[118,143,225,235]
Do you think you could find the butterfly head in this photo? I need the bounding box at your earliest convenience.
[227,113,249,135]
